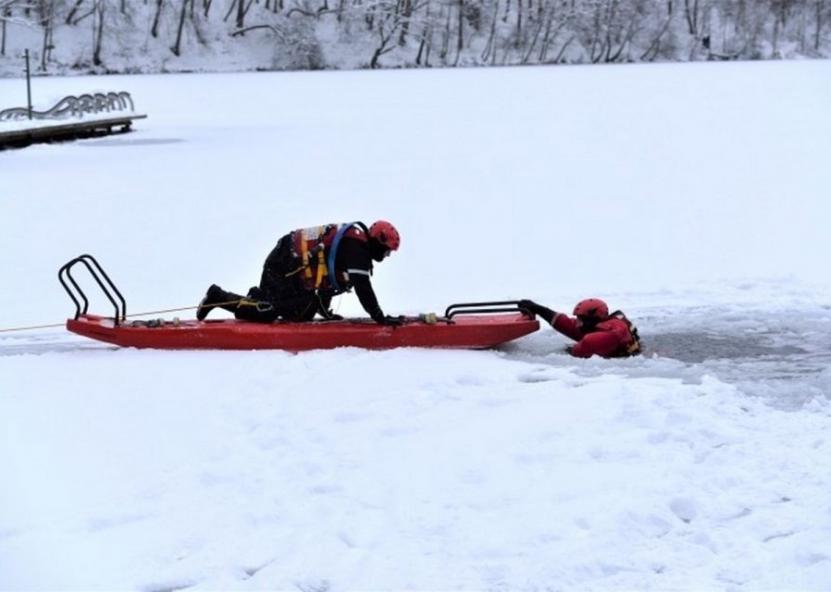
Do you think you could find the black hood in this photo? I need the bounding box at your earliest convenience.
[368,237,389,262]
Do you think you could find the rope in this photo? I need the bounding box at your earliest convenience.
[123,299,245,318]
[0,322,66,333]
[0,299,243,334]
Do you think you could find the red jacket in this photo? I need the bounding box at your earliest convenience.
[550,314,638,358]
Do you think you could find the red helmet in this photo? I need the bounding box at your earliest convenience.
[573,298,609,321]
[369,220,400,251]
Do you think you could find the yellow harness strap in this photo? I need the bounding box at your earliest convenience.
[300,229,313,281]
[285,226,330,287]
[314,248,327,289]
[237,299,274,313]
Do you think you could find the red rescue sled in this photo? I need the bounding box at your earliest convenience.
[60,255,538,351]
[66,312,538,351]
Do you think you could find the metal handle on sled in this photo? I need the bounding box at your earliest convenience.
[444,300,533,320]
[58,254,127,324]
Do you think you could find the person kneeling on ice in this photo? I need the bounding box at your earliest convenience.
[196,220,403,325]
[518,298,641,358]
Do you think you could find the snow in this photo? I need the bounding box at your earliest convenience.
[1,60,831,590]
[1,1,828,77]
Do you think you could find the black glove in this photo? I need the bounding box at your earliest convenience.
[518,299,556,323]
[379,314,404,326]
[518,299,543,315]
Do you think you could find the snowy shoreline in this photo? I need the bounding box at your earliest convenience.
[2,0,828,78]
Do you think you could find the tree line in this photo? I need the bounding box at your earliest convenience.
[1,0,828,72]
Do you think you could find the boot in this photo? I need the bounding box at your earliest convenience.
[196,284,241,321]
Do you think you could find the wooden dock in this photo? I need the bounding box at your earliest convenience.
[0,114,148,150]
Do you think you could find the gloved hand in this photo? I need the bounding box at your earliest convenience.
[518,299,556,323]
[518,299,544,316]
[380,314,404,327]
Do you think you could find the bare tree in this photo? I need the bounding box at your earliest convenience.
[454,0,463,64]
[398,0,412,44]
[1,0,35,56]
[1,5,7,55]
[65,0,84,23]
[36,0,56,69]
[222,0,254,30]
[236,0,246,28]
[92,0,105,65]
[524,0,567,63]
[1,3,11,55]
[480,0,499,63]
[171,0,193,55]
[367,0,425,67]
[640,0,676,59]
[815,0,827,50]
[415,0,435,64]
[770,0,797,56]
[151,0,163,37]
[573,0,644,63]
[683,0,699,34]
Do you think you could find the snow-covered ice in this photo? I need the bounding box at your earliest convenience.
[1,60,830,590]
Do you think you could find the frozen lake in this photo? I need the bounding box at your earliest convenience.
[2,61,830,590]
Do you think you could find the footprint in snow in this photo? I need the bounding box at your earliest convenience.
[333,411,372,423]
[295,579,331,592]
[517,370,555,383]
[141,581,196,592]
[669,497,698,523]
[456,374,485,386]
[309,483,343,495]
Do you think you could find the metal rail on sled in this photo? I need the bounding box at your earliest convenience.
[59,254,127,325]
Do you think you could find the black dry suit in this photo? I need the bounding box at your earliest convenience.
[214,222,390,323]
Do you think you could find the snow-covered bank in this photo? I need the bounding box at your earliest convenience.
[2,0,828,78]
[1,60,830,590]
[1,346,830,591]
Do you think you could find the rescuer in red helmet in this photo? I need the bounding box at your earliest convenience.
[518,298,641,358]
[197,220,403,325]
